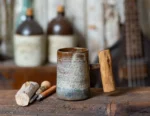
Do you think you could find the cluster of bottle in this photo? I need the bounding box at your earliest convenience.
[14,5,77,67]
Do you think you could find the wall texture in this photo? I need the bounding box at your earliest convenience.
[1,0,125,63]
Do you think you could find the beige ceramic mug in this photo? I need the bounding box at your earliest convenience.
[57,47,90,100]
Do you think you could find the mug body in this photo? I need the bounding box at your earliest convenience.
[57,47,90,100]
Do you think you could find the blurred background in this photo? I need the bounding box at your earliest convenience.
[0,0,150,89]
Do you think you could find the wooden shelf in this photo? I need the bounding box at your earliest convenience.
[0,60,56,89]
[0,59,101,89]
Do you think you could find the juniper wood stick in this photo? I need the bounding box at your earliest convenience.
[98,49,116,92]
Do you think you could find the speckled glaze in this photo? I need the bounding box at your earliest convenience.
[57,48,90,100]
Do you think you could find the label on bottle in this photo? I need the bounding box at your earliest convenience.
[14,34,46,66]
[48,35,76,63]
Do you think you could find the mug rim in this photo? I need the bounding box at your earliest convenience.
[58,47,88,53]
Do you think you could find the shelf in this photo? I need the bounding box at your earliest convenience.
[0,60,56,89]
[0,58,101,89]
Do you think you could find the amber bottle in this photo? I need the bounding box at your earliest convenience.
[14,8,46,67]
[47,5,77,63]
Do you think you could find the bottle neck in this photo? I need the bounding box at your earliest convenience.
[57,12,65,17]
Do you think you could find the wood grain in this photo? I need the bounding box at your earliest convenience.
[104,0,120,48]
[0,88,150,115]
[0,60,56,89]
[87,0,104,63]
[98,49,116,92]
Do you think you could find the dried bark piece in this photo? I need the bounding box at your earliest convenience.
[15,81,39,106]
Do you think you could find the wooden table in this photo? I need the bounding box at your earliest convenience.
[0,88,150,116]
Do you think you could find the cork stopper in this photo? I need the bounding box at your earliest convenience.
[57,5,64,13]
[26,8,33,16]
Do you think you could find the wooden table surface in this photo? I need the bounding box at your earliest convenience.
[0,88,150,116]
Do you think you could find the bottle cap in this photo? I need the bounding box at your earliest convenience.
[57,5,64,13]
[26,8,33,16]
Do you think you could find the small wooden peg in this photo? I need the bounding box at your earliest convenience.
[98,49,116,93]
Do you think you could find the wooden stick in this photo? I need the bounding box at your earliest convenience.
[37,85,56,101]
[98,49,116,93]
[15,81,39,106]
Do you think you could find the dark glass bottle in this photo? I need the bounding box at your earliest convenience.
[47,5,77,63]
[14,8,46,67]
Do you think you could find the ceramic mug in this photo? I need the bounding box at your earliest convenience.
[57,47,90,100]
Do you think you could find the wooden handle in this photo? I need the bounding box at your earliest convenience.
[41,85,56,97]
[36,81,51,94]
[98,49,116,93]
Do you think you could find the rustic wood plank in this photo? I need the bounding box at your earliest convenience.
[0,61,100,89]
[2,0,125,63]
[1,0,126,63]
[0,88,150,115]
[104,0,120,48]
[87,0,104,63]
[116,0,125,24]
[65,0,86,47]
[34,0,49,31]
[138,0,150,40]
[0,60,56,89]
[87,0,121,63]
